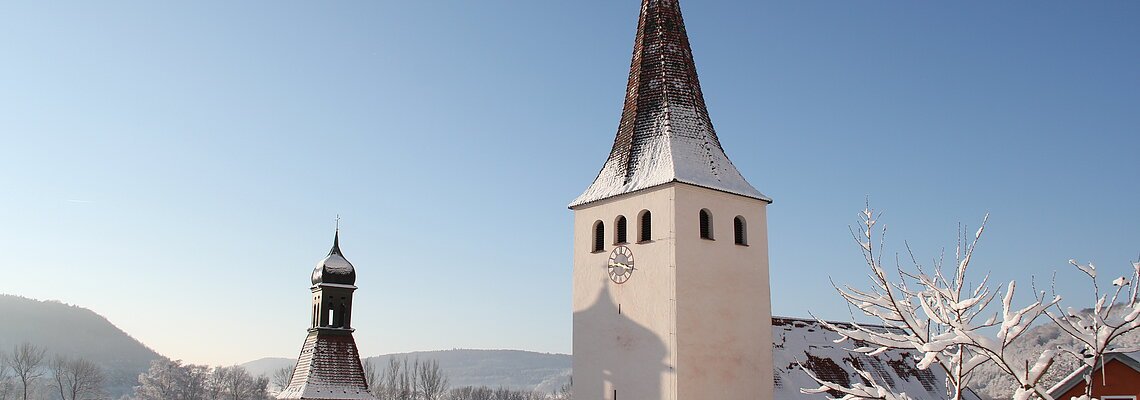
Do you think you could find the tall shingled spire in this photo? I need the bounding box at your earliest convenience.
[569,0,769,208]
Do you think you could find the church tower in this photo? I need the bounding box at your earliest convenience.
[278,230,377,400]
[569,1,773,399]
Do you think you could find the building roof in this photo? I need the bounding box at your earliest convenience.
[312,230,356,286]
[569,0,769,208]
[773,317,981,400]
[277,332,375,400]
[1047,351,1140,398]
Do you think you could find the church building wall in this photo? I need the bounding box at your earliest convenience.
[674,183,773,400]
[572,184,679,400]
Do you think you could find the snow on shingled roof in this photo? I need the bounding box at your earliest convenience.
[277,332,376,400]
[773,317,982,400]
[569,0,769,208]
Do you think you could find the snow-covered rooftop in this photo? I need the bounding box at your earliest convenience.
[277,332,375,400]
[773,317,978,400]
[569,0,768,208]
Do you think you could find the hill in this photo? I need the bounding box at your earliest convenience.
[0,295,164,398]
[968,307,1140,399]
[243,349,570,393]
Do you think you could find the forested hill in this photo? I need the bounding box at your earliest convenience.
[969,306,1140,399]
[0,294,164,397]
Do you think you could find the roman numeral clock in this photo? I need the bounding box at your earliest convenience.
[607,245,635,284]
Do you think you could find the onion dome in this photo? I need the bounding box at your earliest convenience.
[311,230,356,286]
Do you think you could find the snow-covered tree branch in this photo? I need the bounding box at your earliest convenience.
[1042,257,1140,400]
[807,208,1080,400]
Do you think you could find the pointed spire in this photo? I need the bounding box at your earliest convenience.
[570,0,769,208]
[329,214,342,256]
[329,229,342,256]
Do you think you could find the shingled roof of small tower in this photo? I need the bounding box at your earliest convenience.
[569,0,769,208]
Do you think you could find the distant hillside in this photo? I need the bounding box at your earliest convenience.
[244,349,570,393]
[0,295,164,398]
[969,306,1140,399]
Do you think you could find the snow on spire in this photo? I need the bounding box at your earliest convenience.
[569,0,769,208]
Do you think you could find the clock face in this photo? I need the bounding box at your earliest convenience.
[607,245,635,284]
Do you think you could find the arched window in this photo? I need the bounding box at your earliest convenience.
[615,216,628,244]
[638,210,652,242]
[734,216,747,245]
[699,209,713,240]
[593,220,605,252]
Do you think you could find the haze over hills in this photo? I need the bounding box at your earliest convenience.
[243,349,571,393]
[17,291,1133,399]
[0,294,164,398]
[0,294,570,396]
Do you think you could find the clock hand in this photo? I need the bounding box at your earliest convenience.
[609,262,635,271]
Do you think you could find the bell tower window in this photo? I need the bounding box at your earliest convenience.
[615,216,628,244]
[593,221,605,252]
[699,209,713,240]
[734,216,747,245]
[638,210,651,242]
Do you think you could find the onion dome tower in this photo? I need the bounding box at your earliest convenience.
[277,229,376,400]
[569,1,774,399]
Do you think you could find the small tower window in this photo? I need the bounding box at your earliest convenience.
[699,209,713,240]
[593,220,605,252]
[615,216,628,244]
[638,210,652,242]
[734,216,747,245]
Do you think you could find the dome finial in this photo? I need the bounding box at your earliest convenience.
[330,214,342,256]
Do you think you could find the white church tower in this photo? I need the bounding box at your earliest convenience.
[569,1,774,399]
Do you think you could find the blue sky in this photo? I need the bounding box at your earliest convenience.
[1,1,1137,366]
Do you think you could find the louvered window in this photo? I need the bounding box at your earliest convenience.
[615,216,628,244]
[639,210,652,242]
[593,221,605,252]
[699,209,713,239]
[734,216,747,245]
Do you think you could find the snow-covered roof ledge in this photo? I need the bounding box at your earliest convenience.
[569,0,769,209]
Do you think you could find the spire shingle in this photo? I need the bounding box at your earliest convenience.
[569,0,769,208]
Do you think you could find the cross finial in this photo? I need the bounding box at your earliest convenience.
[329,215,343,256]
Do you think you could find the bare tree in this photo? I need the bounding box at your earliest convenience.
[415,359,448,400]
[808,206,1140,400]
[446,386,550,400]
[1043,258,1140,400]
[384,357,411,400]
[7,343,46,400]
[49,355,105,400]
[0,357,15,400]
[133,359,207,400]
[0,357,11,400]
[204,366,227,400]
[270,366,293,394]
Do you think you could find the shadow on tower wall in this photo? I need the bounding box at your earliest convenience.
[574,279,670,399]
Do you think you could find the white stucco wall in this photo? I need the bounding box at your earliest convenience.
[674,184,773,400]
[572,182,773,400]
